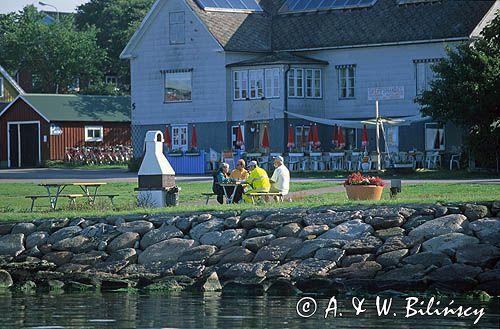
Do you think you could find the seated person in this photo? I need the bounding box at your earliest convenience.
[242,160,270,203]
[212,162,242,204]
[230,159,249,181]
[270,155,290,196]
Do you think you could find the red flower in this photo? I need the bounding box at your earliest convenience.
[344,172,385,187]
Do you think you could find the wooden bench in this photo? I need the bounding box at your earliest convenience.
[201,192,217,205]
[26,194,119,211]
[26,194,84,212]
[246,192,284,204]
[91,194,119,208]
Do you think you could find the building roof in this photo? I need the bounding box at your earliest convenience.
[191,0,496,52]
[122,0,497,56]
[0,94,131,122]
[226,51,329,67]
[0,65,25,95]
[271,0,497,51]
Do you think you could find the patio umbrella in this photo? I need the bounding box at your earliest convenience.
[307,124,313,146]
[236,124,244,147]
[313,124,321,147]
[301,125,306,148]
[287,124,295,150]
[262,125,270,149]
[338,126,345,148]
[434,129,441,150]
[191,124,197,149]
[164,126,172,149]
[332,124,338,147]
[361,124,368,148]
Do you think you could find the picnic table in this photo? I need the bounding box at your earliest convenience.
[27,182,114,211]
[218,181,245,204]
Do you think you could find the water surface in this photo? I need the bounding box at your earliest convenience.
[0,291,498,328]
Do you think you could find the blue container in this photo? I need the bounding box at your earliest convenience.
[166,151,206,174]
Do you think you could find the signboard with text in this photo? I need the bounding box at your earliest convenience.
[368,86,405,101]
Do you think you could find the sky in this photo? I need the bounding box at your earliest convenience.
[0,0,90,14]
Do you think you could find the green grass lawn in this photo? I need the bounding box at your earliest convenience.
[0,181,498,222]
[0,181,332,221]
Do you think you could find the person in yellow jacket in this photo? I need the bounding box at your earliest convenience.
[242,160,270,203]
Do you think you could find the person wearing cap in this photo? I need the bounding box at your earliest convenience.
[230,159,249,181]
[270,155,290,196]
[242,160,270,203]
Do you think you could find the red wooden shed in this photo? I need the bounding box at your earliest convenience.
[0,94,131,168]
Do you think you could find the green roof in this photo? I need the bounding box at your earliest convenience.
[20,94,130,122]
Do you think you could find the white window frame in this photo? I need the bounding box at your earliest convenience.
[233,70,248,100]
[0,77,3,97]
[288,68,304,98]
[425,122,445,151]
[249,69,264,99]
[338,66,356,99]
[169,12,185,45]
[85,126,103,142]
[105,75,118,85]
[305,68,322,98]
[164,69,192,103]
[265,68,280,98]
[172,125,188,151]
[231,125,245,150]
[295,125,310,148]
[415,59,440,95]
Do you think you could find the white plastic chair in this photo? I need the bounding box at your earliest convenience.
[425,151,441,169]
[450,154,461,170]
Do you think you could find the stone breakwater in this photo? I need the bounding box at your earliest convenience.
[0,202,499,295]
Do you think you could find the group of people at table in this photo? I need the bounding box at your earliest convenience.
[212,156,290,204]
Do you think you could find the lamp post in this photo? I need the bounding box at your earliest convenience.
[38,1,59,21]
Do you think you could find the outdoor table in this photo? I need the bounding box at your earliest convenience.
[38,182,107,210]
[218,182,245,204]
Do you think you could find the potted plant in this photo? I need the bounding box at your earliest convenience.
[288,147,304,157]
[310,147,323,157]
[167,148,183,157]
[329,148,345,157]
[393,160,414,169]
[344,172,385,201]
[246,148,262,157]
[185,147,200,156]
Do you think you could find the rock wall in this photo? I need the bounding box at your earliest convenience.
[0,202,499,295]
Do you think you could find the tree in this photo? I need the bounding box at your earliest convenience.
[75,0,155,91]
[0,5,107,94]
[416,11,500,170]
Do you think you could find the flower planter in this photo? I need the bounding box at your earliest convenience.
[185,152,201,156]
[394,163,413,168]
[310,152,322,157]
[329,152,344,157]
[289,153,304,157]
[345,185,384,201]
[246,152,262,157]
[167,153,183,157]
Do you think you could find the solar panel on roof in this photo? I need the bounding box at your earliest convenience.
[281,0,376,13]
[196,0,263,12]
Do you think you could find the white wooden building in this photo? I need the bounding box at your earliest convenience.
[121,0,499,155]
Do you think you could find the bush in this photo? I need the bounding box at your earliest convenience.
[128,156,143,172]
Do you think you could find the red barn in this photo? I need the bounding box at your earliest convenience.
[0,94,131,168]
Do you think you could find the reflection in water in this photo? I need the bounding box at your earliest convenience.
[0,291,498,329]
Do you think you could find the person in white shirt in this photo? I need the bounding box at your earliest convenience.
[270,155,290,195]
